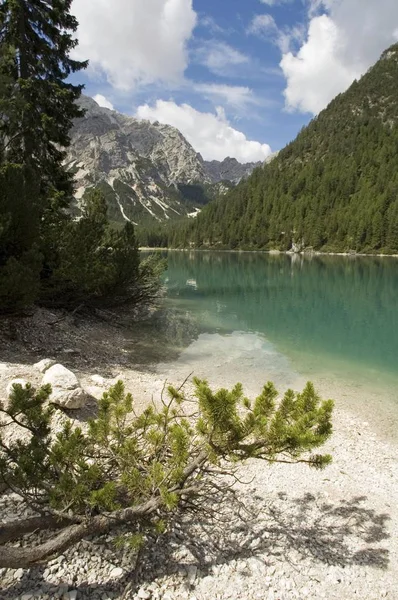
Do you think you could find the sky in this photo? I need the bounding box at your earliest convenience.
[70,0,398,163]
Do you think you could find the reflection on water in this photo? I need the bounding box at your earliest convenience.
[124,305,200,368]
[129,250,398,438]
[155,331,302,400]
[133,251,398,387]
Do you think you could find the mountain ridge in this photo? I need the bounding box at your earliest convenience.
[66,96,261,225]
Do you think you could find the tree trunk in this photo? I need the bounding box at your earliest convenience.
[0,502,153,569]
[0,453,207,568]
[0,515,72,545]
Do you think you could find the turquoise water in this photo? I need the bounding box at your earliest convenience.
[136,251,398,431]
[163,251,397,375]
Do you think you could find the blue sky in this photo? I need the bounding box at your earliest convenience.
[71,0,398,162]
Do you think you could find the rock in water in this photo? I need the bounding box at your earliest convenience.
[42,364,87,409]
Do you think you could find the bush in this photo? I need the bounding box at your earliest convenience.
[0,378,334,568]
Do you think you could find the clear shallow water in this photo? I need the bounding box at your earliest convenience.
[136,251,398,434]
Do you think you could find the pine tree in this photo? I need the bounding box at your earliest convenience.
[0,0,87,201]
[0,378,334,568]
[0,3,163,313]
[42,189,152,309]
[0,0,87,313]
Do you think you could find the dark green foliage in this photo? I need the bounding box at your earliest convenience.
[0,383,54,492]
[168,45,398,254]
[194,378,333,466]
[0,0,87,313]
[0,0,87,200]
[0,378,333,566]
[40,189,156,309]
[136,222,171,248]
[0,164,41,252]
[0,249,42,313]
[0,2,161,314]
[0,163,42,311]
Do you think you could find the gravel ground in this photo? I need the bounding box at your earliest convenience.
[1,362,397,600]
[0,311,397,600]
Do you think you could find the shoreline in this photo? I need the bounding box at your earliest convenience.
[1,353,397,600]
[140,247,398,259]
[0,304,398,600]
[1,308,397,599]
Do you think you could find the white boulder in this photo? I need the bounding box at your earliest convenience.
[84,386,104,400]
[42,364,87,410]
[34,358,56,374]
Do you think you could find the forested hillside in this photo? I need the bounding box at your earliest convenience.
[165,43,398,254]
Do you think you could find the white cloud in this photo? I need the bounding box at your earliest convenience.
[281,15,354,114]
[281,0,398,114]
[195,41,249,76]
[136,101,272,162]
[200,15,225,34]
[193,83,257,109]
[92,94,114,110]
[72,0,197,90]
[248,14,278,37]
[308,0,334,17]
[277,24,306,53]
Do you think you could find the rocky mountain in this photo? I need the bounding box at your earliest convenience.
[203,157,262,184]
[167,43,398,254]
[66,96,259,225]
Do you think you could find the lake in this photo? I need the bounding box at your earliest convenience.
[138,251,398,437]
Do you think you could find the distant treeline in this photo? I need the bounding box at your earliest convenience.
[138,44,398,255]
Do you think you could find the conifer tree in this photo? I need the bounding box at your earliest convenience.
[0,0,87,201]
[43,189,143,308]
[161,43,398,254]
[0,1,88,312]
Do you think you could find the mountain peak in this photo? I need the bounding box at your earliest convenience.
[67,96,261,224]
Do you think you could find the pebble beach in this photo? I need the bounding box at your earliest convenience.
[1,351,397,600]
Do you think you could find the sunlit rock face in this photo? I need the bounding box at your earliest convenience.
[66,96,260,225]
